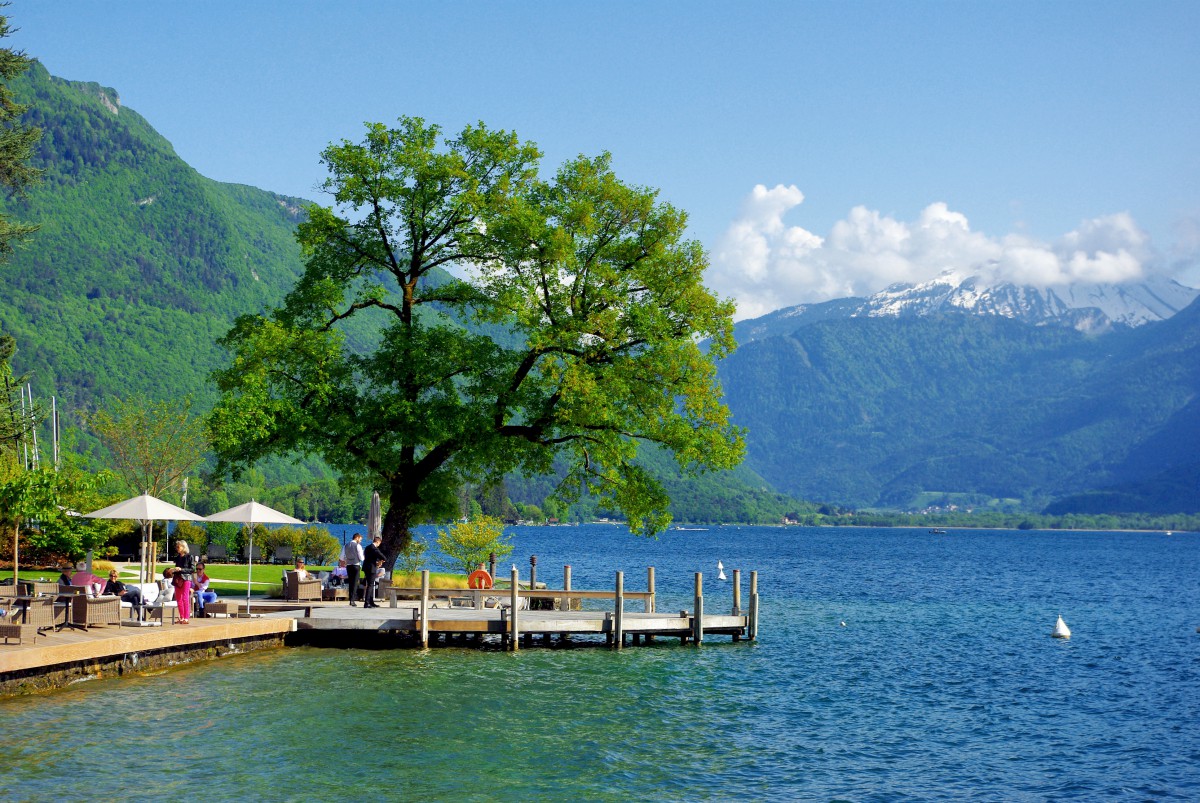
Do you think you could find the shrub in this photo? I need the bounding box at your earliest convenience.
[435,516,513,576]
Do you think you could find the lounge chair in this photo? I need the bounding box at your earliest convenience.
[284,571,321,601]
[205,543,227,563]
[273,545,293,565]
[125,582,178,625]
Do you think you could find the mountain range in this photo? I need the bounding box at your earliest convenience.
[736,271,1198,345]
[2,62,1197,517]
[720,279,1200,513]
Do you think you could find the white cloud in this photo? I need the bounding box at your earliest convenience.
[708,186,1160,320]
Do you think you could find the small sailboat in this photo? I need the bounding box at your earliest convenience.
[717,560,727,581]
[1052,615,1071,639]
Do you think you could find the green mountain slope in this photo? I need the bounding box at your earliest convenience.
[720,302,1200,513]
[0,61,308,411]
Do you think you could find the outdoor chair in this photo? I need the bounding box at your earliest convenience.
[23,581,61,597]
[205,543,227,563]
[0,602,36,644]
[119,583,161,622]
[242,545,262,564]
[72,595,121,628]
[273,545,293,565]
[18,596,68,633]
[125,582,178,625]
[284,571,322,601]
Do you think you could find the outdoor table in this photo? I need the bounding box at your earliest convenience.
[48,592,88,633]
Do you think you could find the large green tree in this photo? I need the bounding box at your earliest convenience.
[210,118,743,567]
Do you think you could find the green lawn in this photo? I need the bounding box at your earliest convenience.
[3,565,472,598]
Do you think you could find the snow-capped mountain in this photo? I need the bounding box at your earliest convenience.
[736,273,1199,344]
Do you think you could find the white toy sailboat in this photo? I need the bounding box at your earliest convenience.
[1052,615,1071,639]
[717,560,727,581]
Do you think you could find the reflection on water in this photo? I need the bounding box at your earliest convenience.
[2,526,1198,801]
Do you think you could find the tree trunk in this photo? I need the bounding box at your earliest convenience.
[11,518,19,586]
[379,490,414,571]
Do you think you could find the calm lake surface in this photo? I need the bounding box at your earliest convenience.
[2,525,1197,801]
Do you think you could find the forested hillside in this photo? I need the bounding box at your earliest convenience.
[0,61,308,412]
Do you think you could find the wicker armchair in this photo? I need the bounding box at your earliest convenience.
[19,596,68,633]
[285,571,322,601]
[0,604,35,644]
[72,595,122,628]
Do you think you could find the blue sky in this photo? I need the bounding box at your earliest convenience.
[11,1,1200,317]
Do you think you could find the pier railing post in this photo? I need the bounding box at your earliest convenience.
[419,569,429,648]
[614,571,624,649]
[732,568,742,641]
[646,566,655,613]
[560,564,572,644]
[693,572,704,645]
[749,570,759,641]
[510,566,520,651]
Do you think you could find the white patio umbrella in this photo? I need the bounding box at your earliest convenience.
[203,500,302,614]
[84,493,203,583]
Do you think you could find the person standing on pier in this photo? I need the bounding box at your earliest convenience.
[172,540,197,624]
[362,535,385,608]
[341,532,364,606]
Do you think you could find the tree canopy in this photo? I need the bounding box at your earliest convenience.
[210,118,744,566]
[0,10,40,257]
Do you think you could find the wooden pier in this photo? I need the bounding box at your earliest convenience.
[0,567,759,696]
[294,567,760,650]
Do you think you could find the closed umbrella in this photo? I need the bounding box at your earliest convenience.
[203,500,303,614]
[367,491,382,541]
[84,493,203,583]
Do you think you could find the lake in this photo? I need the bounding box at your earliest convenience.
[1,525,1197,801]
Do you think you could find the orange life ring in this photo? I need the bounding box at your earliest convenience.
[467,569,493,589]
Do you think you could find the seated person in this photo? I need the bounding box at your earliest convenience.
[161,567,177,601]
[292,558,311,581]
[57,566,74,586]
[104,570,145,619]
[329,561,349,587]
[194,562,218,616]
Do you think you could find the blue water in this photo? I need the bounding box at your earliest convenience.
[2,526,1197,801]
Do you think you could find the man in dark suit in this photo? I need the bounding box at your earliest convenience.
[362,535,386,608]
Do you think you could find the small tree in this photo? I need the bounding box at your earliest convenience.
[89,396,207,501]
[435,516,512,576]
[393,535,429,575]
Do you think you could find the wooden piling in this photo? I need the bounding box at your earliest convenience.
[419,570,429,648]
[749,570,759,641]
[645,566,656,642]
[614,571,625,650]
[561,564,572,643]
[732,568,742,641]
[510,566,520,651]
[693,572,704,645]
